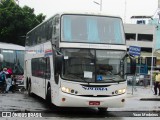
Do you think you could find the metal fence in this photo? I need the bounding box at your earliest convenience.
[126,74,151,87]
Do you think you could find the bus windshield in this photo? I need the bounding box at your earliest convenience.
[61,15,125,44]
[0,49,24,75]
[62,49,126,83]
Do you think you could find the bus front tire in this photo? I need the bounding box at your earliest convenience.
[46,87,51,105]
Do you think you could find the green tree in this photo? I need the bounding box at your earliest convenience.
[0,0,46,46]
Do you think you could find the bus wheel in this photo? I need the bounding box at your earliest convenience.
[46,87,51,105]
[27,83,32,96]
[98,107,108,113]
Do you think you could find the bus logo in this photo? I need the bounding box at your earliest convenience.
[82,86,107,91]
[45,49,52,57]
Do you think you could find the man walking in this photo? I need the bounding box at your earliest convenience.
[154,72,160,95]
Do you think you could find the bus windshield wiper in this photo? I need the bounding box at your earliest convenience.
[68,73,90,83]
[103,77,116,82]
[103,77,125,83]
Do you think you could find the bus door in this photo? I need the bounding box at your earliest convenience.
[44,57,51,97]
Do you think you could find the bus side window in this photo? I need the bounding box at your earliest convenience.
[52,16,60,46]
[47,20,53,40]
[45,57,51,79]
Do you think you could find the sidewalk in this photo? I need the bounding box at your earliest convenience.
[127,85,160,99]
[110,86,160,111]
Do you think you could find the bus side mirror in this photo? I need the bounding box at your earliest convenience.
[130,56,136,74]
[0,54,4,62]
[55,54,63,74]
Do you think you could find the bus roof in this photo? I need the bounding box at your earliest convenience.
[57,11,121,18]
[0,42,25,51]
[27,11,122,34]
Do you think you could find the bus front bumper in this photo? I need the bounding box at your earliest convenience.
[54,92,126,108]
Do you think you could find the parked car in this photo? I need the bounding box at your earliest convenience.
[126,75,142,85]
[127,74,150,86]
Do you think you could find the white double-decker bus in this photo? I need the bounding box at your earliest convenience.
[25,12,134,111]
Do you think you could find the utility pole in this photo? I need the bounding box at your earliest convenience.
[100,0,102,11]
[124,0,127,23]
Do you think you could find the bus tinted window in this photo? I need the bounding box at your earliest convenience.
[0,50,24,75]
[61,15,125,44]
[62,48,126,83]
[26,18,54,46]
[31,57,51,79]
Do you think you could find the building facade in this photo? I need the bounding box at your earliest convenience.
[124,23,158,74]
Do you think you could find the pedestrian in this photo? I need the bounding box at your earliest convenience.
[11,75,17,93]
[154,72,160,96]
[5,68,12,93]
[0,68,6,93]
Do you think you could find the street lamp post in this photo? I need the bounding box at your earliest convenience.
[150,26,157,87]
[93,0,102,11]
[124,0,127,23]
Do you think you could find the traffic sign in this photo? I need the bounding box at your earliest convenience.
[129,46,141,56]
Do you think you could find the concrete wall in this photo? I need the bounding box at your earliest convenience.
[124,24,156,49]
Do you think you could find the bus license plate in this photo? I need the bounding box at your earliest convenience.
[89,101,100,105]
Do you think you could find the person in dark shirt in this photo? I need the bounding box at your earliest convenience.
[5,68,12,93]
[11,75,17,93]
[0,68,6,93]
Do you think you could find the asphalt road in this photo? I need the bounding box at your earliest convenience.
[0,87,160,120]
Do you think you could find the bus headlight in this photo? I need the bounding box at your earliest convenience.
[115,88,126,95]
[61,87,78,94]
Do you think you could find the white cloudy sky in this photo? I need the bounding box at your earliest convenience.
[18,0,158,23]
